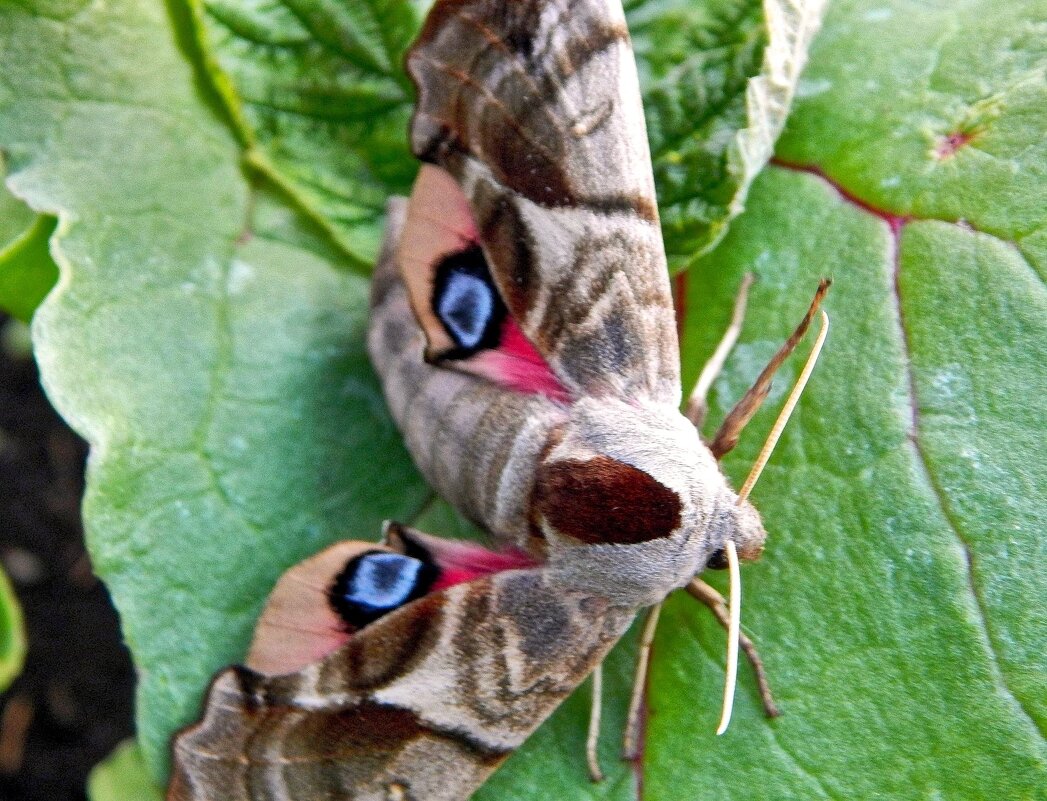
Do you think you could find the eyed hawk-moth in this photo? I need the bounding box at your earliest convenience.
[167,0,829,798]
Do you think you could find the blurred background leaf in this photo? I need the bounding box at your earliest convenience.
[0,161,58,323]
[87,741,162,801]
[0,565,25,692]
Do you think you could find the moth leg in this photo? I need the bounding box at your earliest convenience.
[587,663,604,782]
[622,602,662,759]
[685,273,754,429]
[685,578,780,718]
[708,279,831,459]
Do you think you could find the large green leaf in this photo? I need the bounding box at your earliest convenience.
[770,0,1047,739]
[668,169,1045,799]
[666,0,1047,796]
[3,0,1043,798]
[186,0,421,267]
[0,0,429,780]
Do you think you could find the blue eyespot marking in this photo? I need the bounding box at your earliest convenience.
[346,552,421,611]
[438,271,494,349]
[432,246,507,356]
[329,551,437,630]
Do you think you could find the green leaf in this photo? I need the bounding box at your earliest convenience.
[186,0,421,267]
[670,169,1046,800]
[88,740,164,801]
[628,0,826,269]
[5,0,1043,798]
[0,0,428,780]
[0,213,59,322]
[770,0,1047,740]
[666,0,1047,796]
[0,159,59,322]
[0,564,26,691]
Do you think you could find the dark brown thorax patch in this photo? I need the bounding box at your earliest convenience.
[533,455,682,544]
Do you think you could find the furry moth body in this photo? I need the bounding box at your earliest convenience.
[382,0,768,601]
[167,1,822,798]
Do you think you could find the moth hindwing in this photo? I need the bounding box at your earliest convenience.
[165,1,833,798]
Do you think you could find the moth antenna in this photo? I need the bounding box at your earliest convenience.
[716,540,741,736]
[715,310,828,732]
[710,280,831,459]
[685,273,754,427]
[586,664,604,782]
[736,310,829,505]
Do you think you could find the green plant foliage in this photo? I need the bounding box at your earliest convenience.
[671,169,1045,800]
[186,0,423,267]
[88,740,164,801]
[0,0,1043,797]
[0,0,430,780]
[0,163,59,321]
[187,0,813,271]
[629,0,825,268]
[670,0,1046,794]
[0,565,26,691]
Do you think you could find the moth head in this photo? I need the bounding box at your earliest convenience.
[531,398,767,607]
[704,493,766,569]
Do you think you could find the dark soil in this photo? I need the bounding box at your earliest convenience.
[0,316,135,801]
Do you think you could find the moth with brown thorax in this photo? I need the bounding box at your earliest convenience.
[167,0,829,798]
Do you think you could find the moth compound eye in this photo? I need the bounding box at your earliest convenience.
[432,245,507,355]
[705,547,729,570]
[329,551,438,630]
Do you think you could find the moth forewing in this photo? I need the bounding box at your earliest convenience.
[168,0,831,797]
[168,539,631,801]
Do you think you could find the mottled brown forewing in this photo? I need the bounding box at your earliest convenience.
[168,567,633,801]
[406,0,680,404]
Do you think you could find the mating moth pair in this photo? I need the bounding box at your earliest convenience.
[167,0,829,798]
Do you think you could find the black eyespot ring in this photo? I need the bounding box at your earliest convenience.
[431,245,507,358]
[705,547,729,571]
[328,550,438,630]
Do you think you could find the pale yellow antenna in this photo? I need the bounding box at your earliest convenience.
[737,310,829,505]
[716,309,830,735]
[715,539,741,736]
